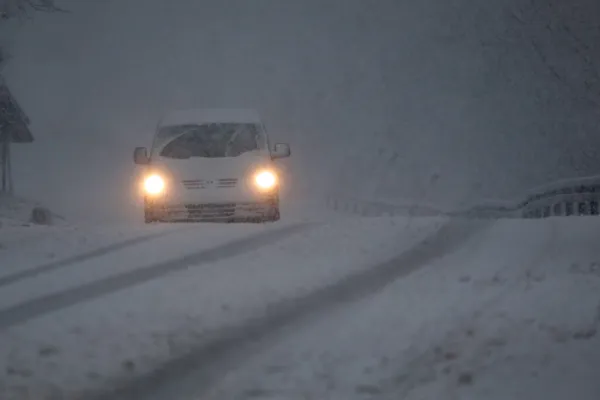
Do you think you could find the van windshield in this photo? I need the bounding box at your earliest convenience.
[157,123,264,158]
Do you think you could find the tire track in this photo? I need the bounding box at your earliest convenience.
[0,222,316,330]
[375,220,559,400]
[0,228,187,288]
[88,218,491,400]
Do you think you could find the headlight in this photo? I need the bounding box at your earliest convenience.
[144,174,165,195]
[254,170,277,190]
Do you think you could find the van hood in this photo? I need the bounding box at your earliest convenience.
[151,151,271,181]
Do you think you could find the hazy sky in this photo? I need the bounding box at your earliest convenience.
[2,0,599,220]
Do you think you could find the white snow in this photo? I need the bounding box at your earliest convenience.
[199,217,600,400]
[0,222,299,309]
[2,209,600,400]
[0,214,445,399]
[0,194,70,251]
[326,194,448,217]
[0,1,597,400]
[0,220,183,279]
[0,195,58,227]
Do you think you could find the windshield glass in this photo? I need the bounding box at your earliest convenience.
[157,123,264,158]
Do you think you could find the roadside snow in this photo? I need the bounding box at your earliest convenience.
[0,215,445,399]
[0,195,63,225]
[0,221,291,309]
[6,215,595,400]
[0,222,186,278]
[200,217,600,400]
[0,195,67,251]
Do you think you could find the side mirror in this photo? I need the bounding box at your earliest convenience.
[133,147,149,165]
[271,143,291,159]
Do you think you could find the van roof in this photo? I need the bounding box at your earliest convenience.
[158,108,262,127]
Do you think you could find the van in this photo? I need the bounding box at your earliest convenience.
[133,108,290,223]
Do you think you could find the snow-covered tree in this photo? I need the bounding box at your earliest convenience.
[0,0,66,20]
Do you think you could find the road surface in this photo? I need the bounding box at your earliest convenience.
[0,215,599,400]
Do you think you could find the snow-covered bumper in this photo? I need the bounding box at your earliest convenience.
[144,198,280,222]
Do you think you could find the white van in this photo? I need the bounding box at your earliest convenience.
[133,109,291,223]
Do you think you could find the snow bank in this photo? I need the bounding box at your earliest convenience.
[325,195,448,217]
[202,217,600,400]
[0,194,70,251]
[325,194,522,218]
[0,215,189,278]
[0,215,445,399]
[0,195,60,226]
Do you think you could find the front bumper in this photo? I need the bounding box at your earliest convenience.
[145,200,280,222]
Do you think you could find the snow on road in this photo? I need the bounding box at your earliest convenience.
[2,213,597,400]
[198,217,600,400]
[0,221,308,310]
[0,215,445,399]
[0,193,330,281]
[0,222,184,279]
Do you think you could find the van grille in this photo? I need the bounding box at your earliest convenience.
[185,203,236,218]
[182,178,238,190]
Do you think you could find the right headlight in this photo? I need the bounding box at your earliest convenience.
[253,170,278,190]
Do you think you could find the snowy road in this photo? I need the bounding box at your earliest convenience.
[0,222,314,328]
[187,218,600,400]
[0,214,445,399]
[98,217,486,400]
[1,215,599,399]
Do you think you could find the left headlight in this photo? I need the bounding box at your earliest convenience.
[144,174,166,195]
[254,170,277,190]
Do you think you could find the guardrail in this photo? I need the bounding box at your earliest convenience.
[517,176,600,218]
[326,175,600,219]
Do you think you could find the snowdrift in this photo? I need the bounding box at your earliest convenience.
[0,194,68,252]
[0,195,65,227]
